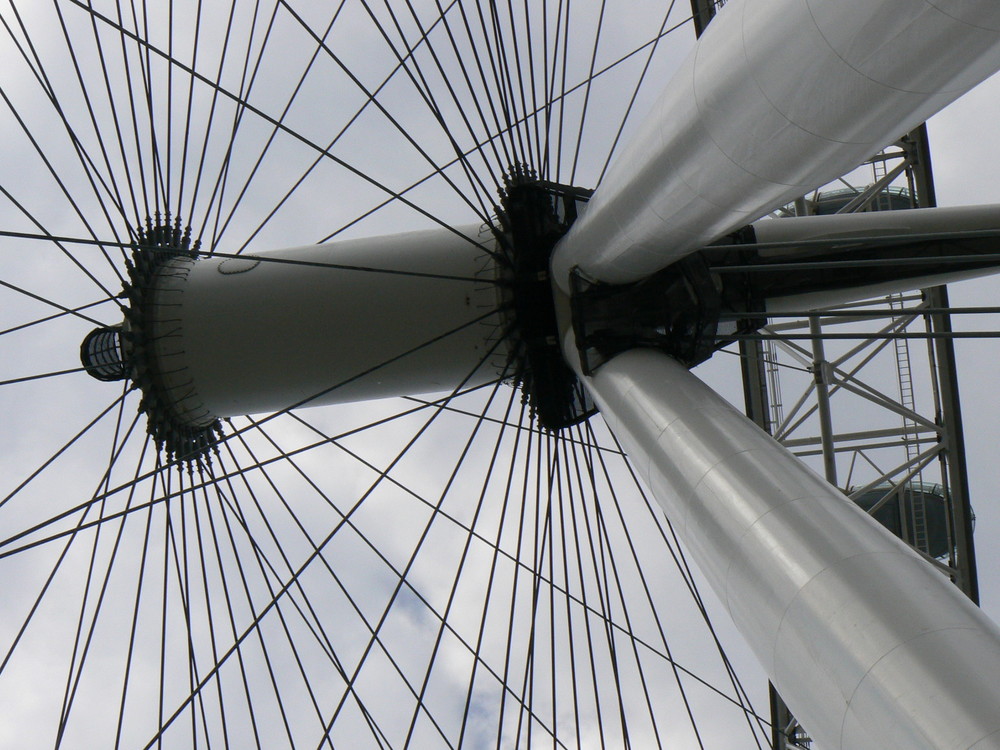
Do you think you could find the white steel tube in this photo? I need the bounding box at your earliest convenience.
[147,227,501,424]
[754,204,1000,310]
[584,348,1000,750]
[752,204,1000,256]
[551,0,1000,290]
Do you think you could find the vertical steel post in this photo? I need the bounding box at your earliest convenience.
[905,124,979,601]
[809,319,839,486]
[926,284,981,602]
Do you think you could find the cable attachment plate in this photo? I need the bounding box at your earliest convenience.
[494,166,596,430]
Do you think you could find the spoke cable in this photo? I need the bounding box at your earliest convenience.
[54,406,140,743]
[199,0,278,251]
[0,392,129,511]
[399,382,521,746]
[596,0,681,185]
[455,397,530,748]
[5,4,133,243]
[0,279,111,329]
[0,228,497,284]
[112,441,157,750]
[216,426,400,748]
[140,333,515,744]
[67,0,499,257]
[594,423,773,741]
[214,433,369,748]
[202,0,328,251]
[0,142,127,306]
[228,0,469,255]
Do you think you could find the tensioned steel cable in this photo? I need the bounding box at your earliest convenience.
[308,16,696,246]
[182,0,255,234]
[0,392,129,510]
[212,435,332,745]
[0,230,497,283]
[317,377,513,745]
[204,1,336,251]
[283,0,496,226]
[382,0,503,216]
[455,396,530,746]
[225,422,397,746]
[199,0,281,250]
[0,291,110,334]
[7,3,133,246]
[68,0,500,257]
[139,328,517,744]
[53,401,140,744]
[398,382,522,747]
[596,421,773,742]
[0,311,506,554]
[567,0,607,186]
[0,122,127,301]
[596,1,683,186]
[112,439,157,750]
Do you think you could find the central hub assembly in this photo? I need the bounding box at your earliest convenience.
[82,218,503,463]
[80,216,223,464]
[80,170,769,457]
[493,166,595,430]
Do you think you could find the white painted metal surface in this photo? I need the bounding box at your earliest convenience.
[583,348,1000,750]
[148,227,501,424]
[752,204,1000,256]
[551,0,1000,290]
[753,204,1000,310]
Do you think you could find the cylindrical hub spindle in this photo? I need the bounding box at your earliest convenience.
[144,227,502,425]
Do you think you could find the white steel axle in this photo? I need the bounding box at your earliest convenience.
[144,227,501,425]
[753,204,1000,312]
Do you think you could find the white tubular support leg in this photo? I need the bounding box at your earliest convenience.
[755,204,1000,311]
[552,0,1000,289]
[584,348,1000,750]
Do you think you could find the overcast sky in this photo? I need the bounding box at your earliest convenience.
[2,2,1000,748]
